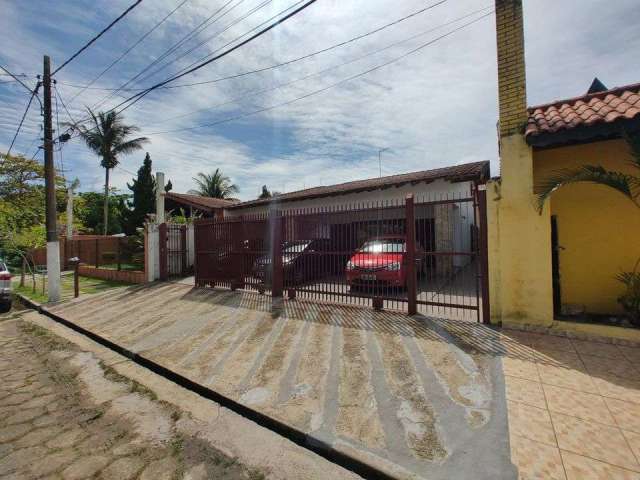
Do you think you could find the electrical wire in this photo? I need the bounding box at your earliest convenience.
[147,6,491,126]
[88,0,240,111]
[6,82,41,156]
[0,63,41,104]
[52,0,145,75]
[132,0,262,87]
[66,0,320,138]
[113,0,320,114]
[53,86,67,184]
[57,0,454,97]
[144,12,493,136]
[66,0,190,105]
[54,84,78,125]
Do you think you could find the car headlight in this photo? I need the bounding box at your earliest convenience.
[384,262,401,271]
[346,261,355,270]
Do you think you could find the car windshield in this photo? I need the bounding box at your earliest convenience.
[360,239,406,253]
[283,241,311,254]
[0,263,6,272]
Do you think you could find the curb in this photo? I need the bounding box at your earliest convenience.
[17,293,398,480]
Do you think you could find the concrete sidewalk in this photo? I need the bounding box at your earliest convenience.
[46,282,516,479]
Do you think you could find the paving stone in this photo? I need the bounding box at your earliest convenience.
[5,407,45,425]
[46,427,87,449]
[14,426,62,448]
[62,455,110,480]
[28,449,78,477]
[0,423,31,443]
[0,446,47,475]
[100,456,146,480]
[139,456,179,480]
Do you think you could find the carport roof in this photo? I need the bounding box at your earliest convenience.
[228,160,489,209]
[165,192,238,212]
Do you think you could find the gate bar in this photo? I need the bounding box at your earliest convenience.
[477,185,491,324]
[405,194,417,315]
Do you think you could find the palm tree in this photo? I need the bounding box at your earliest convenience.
[536,131,640,211]
[189,169,238,199]
[75,109,148,234]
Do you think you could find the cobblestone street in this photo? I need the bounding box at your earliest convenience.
[0,316,269,480]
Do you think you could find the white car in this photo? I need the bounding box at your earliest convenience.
[0,261,11,313]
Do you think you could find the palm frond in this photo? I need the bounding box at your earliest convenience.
[536,165,636,212]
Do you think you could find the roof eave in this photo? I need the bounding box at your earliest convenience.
[526,117,640,149]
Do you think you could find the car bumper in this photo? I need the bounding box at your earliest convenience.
[346,271,405,286]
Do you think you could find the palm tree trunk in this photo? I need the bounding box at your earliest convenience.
[103,166,110,235]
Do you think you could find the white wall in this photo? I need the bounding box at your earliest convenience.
[146,223,160,282]
[224,179,474,217]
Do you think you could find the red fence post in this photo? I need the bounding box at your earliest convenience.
[271,214,283,297]
[159,223,168,281]
[405,194,417,315]
[116,238,122,271]
[180,225,187,276]
[477,185,491,324]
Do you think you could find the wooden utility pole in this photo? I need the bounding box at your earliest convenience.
[43,55,61,302]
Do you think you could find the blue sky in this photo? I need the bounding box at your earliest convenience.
[1,0,640,200]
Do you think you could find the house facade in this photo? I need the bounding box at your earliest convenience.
[224,162,489,273]
[488,0,640,338]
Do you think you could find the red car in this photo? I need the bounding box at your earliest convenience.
[345,236,424,288]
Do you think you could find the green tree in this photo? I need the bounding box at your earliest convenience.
[189,169,238,199]
[74,109,148,235]
[125,153,155,234]
[76,191,129,235]
[258,185,272,199]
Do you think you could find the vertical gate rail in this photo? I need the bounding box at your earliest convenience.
[159,223,168,281]
[193,190,487,322]
[477,185,491,324]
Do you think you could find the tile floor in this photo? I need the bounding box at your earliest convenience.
[502,330,640,480]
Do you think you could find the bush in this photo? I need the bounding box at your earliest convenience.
[617,270,640,326]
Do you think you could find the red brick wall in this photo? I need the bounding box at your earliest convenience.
[78,265,146,284]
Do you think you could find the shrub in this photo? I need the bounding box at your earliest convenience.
[617,270,640,326]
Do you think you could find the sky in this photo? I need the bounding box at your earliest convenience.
[1,0,639,201]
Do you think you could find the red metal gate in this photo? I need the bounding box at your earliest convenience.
[194,188,490,323]
[159,223,190,281]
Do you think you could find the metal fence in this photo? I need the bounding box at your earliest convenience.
[194,189,489,322]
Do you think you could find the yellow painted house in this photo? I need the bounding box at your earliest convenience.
[488,0,640,339]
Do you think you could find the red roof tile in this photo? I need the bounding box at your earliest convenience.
[526,82,640,142]
[165,192,237,212]
[229,161,489,209]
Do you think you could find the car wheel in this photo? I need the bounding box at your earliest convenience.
[0,302,11,314]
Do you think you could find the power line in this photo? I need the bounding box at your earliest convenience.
[114,0,320,115]
[147,6,491,126]
[66,0,320,138]
[6,82,41,156]
[52,0,145,75]
[88,0,240,111]
[58,0,453,95]
[67,0,190,105]
[54,84,78,125]
[144,12,493,136]
[53,85,67,184]
[132,0,263,87]
[0,63,41,101]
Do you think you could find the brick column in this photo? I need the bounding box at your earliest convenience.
[495,0,527,139]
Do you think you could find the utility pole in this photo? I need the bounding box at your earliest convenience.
[43,55,61,302]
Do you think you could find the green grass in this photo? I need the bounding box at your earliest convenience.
[92,262,143,272]
[12,273,129,304]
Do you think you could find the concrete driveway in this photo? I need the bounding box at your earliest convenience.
[48,282,516,479]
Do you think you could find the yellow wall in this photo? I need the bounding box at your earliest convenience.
[534,139,640,314]
[487,134,554,326]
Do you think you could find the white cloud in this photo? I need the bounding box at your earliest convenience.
[1,0,639,201]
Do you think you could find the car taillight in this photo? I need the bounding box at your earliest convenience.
[0,273,11,281]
